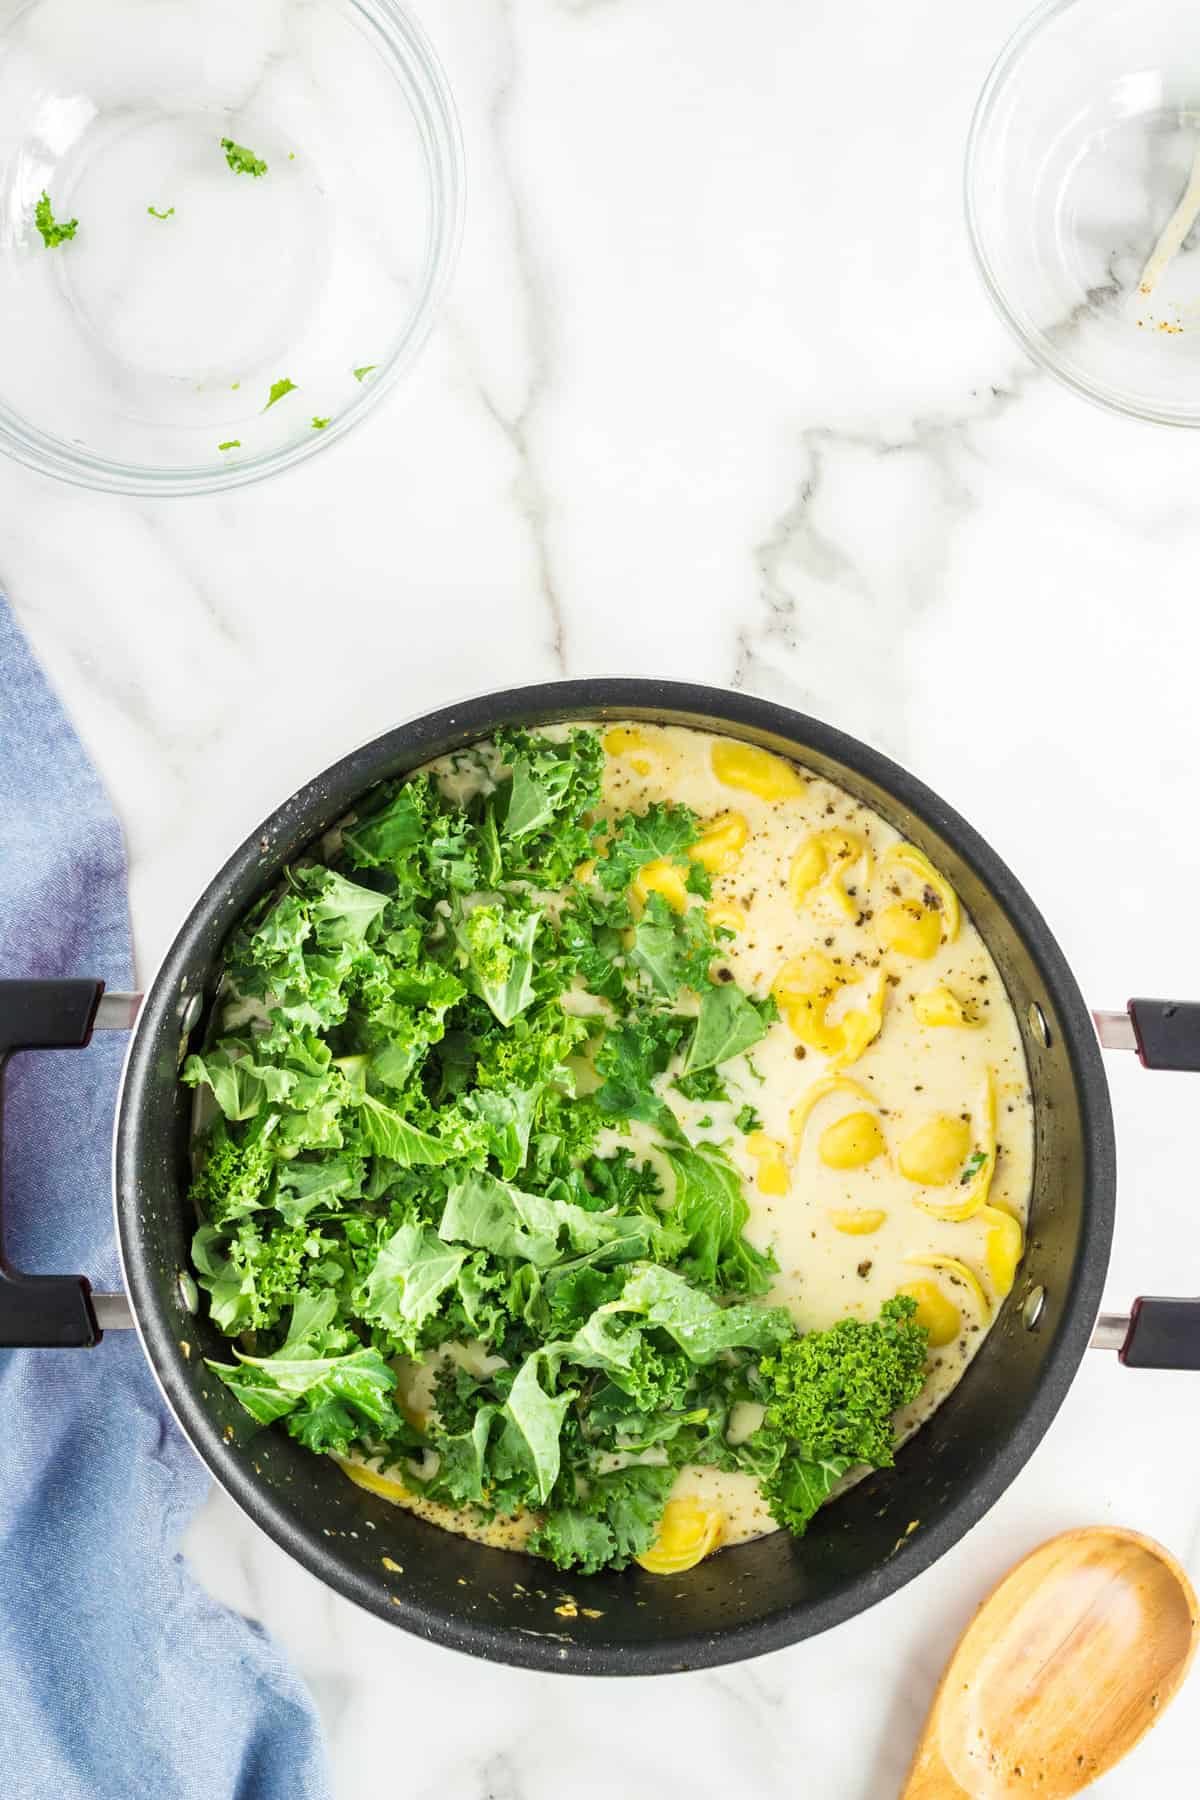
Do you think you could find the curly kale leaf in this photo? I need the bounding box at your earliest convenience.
[664,1142,778,1296]
[490,725,605,884]
[753,1298,930,1537]
[34,191,78,247]
[595,801,697,896]
[530,1464,677,1574]
[759,1297,928,1467]
[593,1011,689,1138]
[188,1119,276,1225]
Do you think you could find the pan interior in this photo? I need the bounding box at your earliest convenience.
[114,683,1114,1674]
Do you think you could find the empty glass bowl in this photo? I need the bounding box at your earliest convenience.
[0,0,463,493]
[967,0,1200,425]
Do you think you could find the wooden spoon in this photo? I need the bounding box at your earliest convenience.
[901,1527,1199,1798]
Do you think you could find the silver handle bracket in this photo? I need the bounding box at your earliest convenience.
[1092,1009,1136,1053]
[93,992,143,1032]
[1090,1311,1131,1352]
[91,1292,136,1331]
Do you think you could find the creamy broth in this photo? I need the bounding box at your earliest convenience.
[339,723,1033,1554]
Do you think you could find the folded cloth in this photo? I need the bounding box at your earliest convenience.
[0,601,332,1800]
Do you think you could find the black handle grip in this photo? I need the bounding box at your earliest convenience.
[1128,998,1200,1072]
[1121,1297,1200,1371]
[0,980,104,1348]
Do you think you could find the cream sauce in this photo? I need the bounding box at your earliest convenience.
[338,723,1033,1557]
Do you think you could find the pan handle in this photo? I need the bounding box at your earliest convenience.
[1093,999,1200,1071]
[0,979,136,1348]
[1090,999,1200,1369]
[1092,1301,1200,1370]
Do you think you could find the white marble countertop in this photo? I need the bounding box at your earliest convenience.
[5,0,1200,1792]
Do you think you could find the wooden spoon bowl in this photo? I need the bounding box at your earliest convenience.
[901,1527,1199,1798]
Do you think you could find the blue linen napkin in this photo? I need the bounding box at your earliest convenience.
[0,601,332,1800]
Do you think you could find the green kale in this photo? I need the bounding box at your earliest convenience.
[147,206,175,220]
[758,1453,852,1537]
[206,1293,408,1453]
[422,1405,499,1507]
[596,801,696,896]
[490,1349,575,1503]
[685,859,712,899]
[353,364,378,381]
[440,1169,672,1271]
[221,137,268,177]
[672,1065,729,1104]
[557,885,630,1004]
[664,1142,778,1295]
[684,984,775,1075]
[358,1222,468,1352]
[188,1120,275,1225]
[593,1011,689,1137]
[34,192,77,247]
[581,1147,662,1213]
[628,892,718,1001]
[759,1297,928,1466]
[184,722,818,1573]
[734,1103,763,1134]
[628,891,686,998]
[452,900,539,1026]
[618,1265,792,1362]
[531,1464,676,1573]
[263,377,297,410]
[491,725,605,885]
[755,1298,929,1536]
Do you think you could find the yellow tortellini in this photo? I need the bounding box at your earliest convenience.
[690,811,749,875]
[818,1111,886,1170]
[791,1075,886,1170]
[882,842,961,941]
[895,1279,961,1348]
[772,954,886,1069]
[337,1459,410,1502]
[632,857,689,913]
[905,1254,990,1325]
[829,1207,888,1236]
[913,1069,997,1222]
[896,1278,962,1348]
[789,1073,875,1141]
[603,724,661,776]
[789,830,872,919]
[635,1498,725,1574]
[912,984,977,1028]
[832,977,887,1067]
[981,1204,1024,1297]
[875,844,961,960]
[712,740,806,801]
[897,1114,972,1187]
[706,899,747,933]
[877,900,942,960]
[745,1132,789,1195]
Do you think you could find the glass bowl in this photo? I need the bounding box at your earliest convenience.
[967,0,1200,426]
[0,0,463,494]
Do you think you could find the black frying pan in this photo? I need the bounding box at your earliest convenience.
[3,680,1199,1675]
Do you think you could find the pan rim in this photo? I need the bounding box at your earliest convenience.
[113,678,1116,1674]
